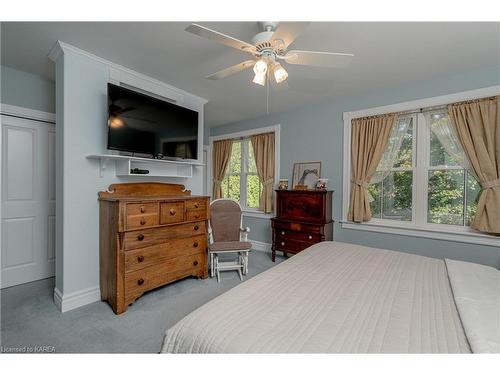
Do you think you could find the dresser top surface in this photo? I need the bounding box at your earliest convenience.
[99,195,209,202]
[275,189,334,193]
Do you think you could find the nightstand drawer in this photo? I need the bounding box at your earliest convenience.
[276,230,320,243]
[274,239,312,253]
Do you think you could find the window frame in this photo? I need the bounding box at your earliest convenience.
[208,124,280,218]
[342,86,500,247]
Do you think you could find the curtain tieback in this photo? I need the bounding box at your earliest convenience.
[351,179,369,188]
[213,180,223,186]
[481,178,500,189]
[263,179,274,186]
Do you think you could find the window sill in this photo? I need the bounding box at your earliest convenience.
[242,210,273,219]
[341,220,499,247]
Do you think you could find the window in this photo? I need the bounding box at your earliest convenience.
[210,125,280,215]
[367,110,480,228]
[221,138,262,210]
[341,87,500,248]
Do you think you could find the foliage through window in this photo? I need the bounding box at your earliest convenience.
[222,138,262,210]
[367,110,480,228]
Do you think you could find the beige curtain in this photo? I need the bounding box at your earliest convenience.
[212,139,233,199]
[251,132,275,213]
[348,114,396,222]
[448,96,500,234]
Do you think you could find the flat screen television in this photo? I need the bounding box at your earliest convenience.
[107,83,199,160]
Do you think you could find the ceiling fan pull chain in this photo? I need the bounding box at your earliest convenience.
[266,73,270,115]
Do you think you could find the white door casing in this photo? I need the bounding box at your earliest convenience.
[1,114,56,288]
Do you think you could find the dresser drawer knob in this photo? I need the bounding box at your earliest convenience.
[281,231,285,235]
[137,255,144,262]
[308,235,312,239]
[137,234,145,241]
[281,242,285,246]
[137,278,144,286]
[193,241,199,248]
[140,219,146,225]
[193,260,199,266]
[170,208,176,215]
[140,206,145,213]
[194,202,199,208]
[194,225,199,231]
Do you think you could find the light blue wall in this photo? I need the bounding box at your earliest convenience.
[1,65,55,113]
[209,64,500,268]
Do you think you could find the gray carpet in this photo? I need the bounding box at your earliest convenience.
[1,251,284,353]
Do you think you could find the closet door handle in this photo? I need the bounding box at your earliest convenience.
[137,234,145,241]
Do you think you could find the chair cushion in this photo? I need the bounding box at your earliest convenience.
[209,241,252,252]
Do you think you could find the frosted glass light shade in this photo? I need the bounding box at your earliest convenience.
[273,63,288,83]
[253,73,266,86]
[253,59,268,75]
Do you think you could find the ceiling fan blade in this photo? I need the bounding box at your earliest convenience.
[271,22,310,49]
[186,24,256,54]
[206,60,256,80]
[285,50,354,68]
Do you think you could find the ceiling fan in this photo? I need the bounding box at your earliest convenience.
[185,22,354,86]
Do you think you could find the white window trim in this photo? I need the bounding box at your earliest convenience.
[342,85,500,247]
[208,124,280,218]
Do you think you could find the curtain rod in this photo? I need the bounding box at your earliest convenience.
[397,104,448,117]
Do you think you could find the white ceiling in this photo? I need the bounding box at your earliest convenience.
[1,22,499,126]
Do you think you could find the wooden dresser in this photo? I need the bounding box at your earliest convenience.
[98,182,209,314]
[271,190,333,262]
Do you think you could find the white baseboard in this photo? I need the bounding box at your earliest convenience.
[250,239,272,253]
[53,286,101,313]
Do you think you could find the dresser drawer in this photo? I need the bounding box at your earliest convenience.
[124,235,206,272]
[126,213,159,230]
[275,229,320,243]
[272,219,323,234]
[126,202,158,216]
[123,221,206,250]
[185,198,208,211]
[274,239,313,253]
[186,209,207,221]
[124,253,205,302]
[160,201,185,224]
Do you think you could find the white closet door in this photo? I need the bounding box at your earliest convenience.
[1,115,55,288]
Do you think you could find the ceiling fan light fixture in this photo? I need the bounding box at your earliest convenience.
[273,63,288,83]
[253,59,268,76]
[253,72,266,86]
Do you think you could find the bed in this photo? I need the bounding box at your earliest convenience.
[161,241,499,353]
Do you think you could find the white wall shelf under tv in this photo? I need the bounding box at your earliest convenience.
[87,154,204,178]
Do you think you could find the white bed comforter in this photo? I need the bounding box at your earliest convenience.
[161,242,477,353]
[445,259,500,353]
